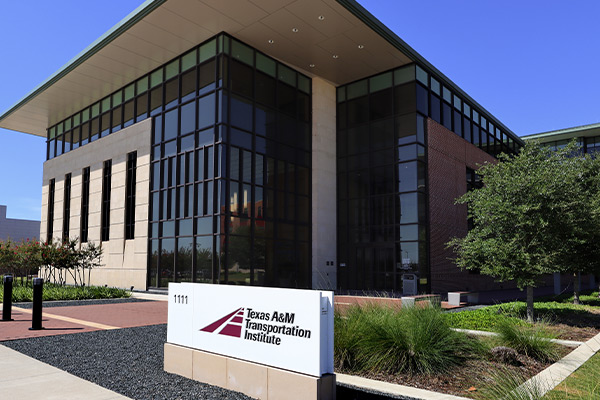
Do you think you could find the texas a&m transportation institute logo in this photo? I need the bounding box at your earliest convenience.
[200,307,312,345]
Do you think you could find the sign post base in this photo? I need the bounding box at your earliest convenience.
[164,343,336,400]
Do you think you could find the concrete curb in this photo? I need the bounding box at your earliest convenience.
[452,328,585,348]
[130,291,168,301]
[336,374,472,400]
[527,330,600,396]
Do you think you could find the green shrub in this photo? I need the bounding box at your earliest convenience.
[444,307,526,331]
[335,304,479,375]
[495,319,559,362]
[334,306,370,371]
[0,280,130,302]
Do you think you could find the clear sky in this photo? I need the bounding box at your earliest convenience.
[1,0,599,221]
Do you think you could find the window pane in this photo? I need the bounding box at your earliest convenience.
[230,95,253,131]
[198,94,215,129]
[181,101,196,135]
[369,72,392,92]
[195,235,212,282]
[231,39,254,65]
[177,237,193,282]
[256,52,276,76]
[415,65,428,86]
[394,65,414,85]
[164,109,178,141]
[199,39,216,63]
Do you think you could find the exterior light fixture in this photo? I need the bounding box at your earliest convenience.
[309,64,315,68]
[332,54,339,59]
[358,44,364,49]
[318,15,325,20]
[268,39,274,44]
[292,27,299,33]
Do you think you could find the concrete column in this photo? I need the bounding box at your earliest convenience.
[311,77,337,290]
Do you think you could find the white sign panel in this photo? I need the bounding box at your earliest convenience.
[167,283,334,377]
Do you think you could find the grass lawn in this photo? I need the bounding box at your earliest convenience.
[0,281,130,302]
[544,352,600,399]
[444,291,600,341]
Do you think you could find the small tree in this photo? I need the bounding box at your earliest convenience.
[448,141,597,322]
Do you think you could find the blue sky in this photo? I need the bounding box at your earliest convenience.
[1,0,599,221]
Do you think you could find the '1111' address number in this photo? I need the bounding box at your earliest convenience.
[173,294,188,304]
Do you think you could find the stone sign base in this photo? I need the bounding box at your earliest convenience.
[164,342,336,400]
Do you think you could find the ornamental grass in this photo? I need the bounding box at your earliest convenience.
[335,303,480,375]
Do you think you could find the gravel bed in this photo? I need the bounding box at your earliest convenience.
[13,297,149,309]
[3,324,253,400]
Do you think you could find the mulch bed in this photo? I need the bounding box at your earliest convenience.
[337,345,573,398]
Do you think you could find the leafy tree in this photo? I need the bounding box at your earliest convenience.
[448,141,600,321]
[554,152,600,304]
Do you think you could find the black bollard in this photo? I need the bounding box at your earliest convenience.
[2,275,13,321]
[30,278,44,330]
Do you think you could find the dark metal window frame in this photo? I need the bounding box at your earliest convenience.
[62,173,71,241]
[125,151,137,240]
[101,160,112,242]
[47,178,55,243]
[80,167,90,242]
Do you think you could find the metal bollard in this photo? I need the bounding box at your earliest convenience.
[30,278,44,330]
[2,275,13,321]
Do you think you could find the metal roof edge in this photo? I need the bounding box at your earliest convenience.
[0,0,166,128]
[336,0,523,145]
[521,122,600,140]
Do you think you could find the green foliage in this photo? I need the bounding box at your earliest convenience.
[335,304,480,375]
[495,320,559,362]
[449,141,598,289]
[443,308,526,331]
[448,141,600,319]
[334,307,369,371]
[0,238,44,278]
[0,237,103,287]
[0,280,130,302]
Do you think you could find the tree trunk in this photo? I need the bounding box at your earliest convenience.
[573,272,581,305]
[526,285,534,323]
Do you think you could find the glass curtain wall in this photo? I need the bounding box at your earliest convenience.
[147,34,312,288]
[337,65,428,293]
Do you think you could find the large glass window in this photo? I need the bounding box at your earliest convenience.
[337,64,427,293]
[146,33,311,289]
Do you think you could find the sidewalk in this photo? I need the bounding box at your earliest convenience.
[0,344,131,400]
[0,297,167,400]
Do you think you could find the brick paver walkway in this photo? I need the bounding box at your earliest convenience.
[0,300,167,341]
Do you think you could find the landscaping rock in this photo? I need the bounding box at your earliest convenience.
[490,346,522,366]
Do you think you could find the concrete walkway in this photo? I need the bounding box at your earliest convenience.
[0,344,131,400]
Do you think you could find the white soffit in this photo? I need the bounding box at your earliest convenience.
[0,0,413,137]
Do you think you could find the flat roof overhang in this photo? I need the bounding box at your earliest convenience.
[522,122,600,143]
[0,0,517,141]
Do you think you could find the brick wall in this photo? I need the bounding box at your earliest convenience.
[427,118,520,293]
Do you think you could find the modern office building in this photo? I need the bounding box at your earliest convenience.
[0,205,41,243]
[0,0,525,295]
[522,122,600,155]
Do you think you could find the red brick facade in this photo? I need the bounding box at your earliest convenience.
[427,118,519,293]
